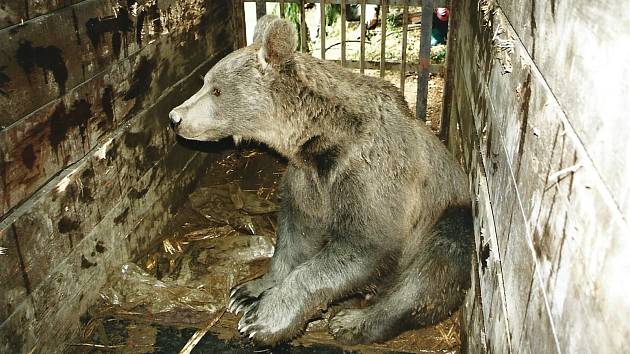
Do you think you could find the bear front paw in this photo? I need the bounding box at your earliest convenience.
[237,288,304,345]
[228,277,275,315]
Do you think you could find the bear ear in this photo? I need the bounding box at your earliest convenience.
[257,17,297,66]
[252,15,278,44]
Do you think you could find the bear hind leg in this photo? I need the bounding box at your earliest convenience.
[329,206,473,344]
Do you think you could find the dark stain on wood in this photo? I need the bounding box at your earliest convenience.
[0,65,9,97]
[114,207,130,224]
[80,168,95,202]
[516,72,532,176]
[135,8,146,45]
[530,0,537,57]
[100,85,115,129]
[134,0,163,46]
[71,9,81,45]
[16,40,68,95]
[124,56,155,103]
[80,255,97,269]
[11,224,32,294]
[21,144,36,169]
[146,145,161,164]
[147,1,163,36]
[481,243,490,271]
[49,99,93,153]
[81,168,95,180]
[1,153,9,209]
[80,186,94,203]
[85,8,133,58]
[95,240,106,253]
[58,216,80,234]
[106,140,119,161]
[124,131,150,148]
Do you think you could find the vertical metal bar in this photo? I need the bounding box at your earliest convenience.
[320,0,326,59]
[379,0,388,78]
[279,0,285,18]
[300,0,307,52]
[256,0,266,19]
[360,0,366,74]
[341,0,347,67]
[400,0,409,93]
[415,0,432,120]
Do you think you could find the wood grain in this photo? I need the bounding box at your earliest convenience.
[0,0,233,216]
[449,0,630,352]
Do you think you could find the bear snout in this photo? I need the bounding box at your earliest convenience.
[169,110,183,131]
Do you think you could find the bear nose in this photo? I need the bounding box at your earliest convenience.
[169,110,182,130]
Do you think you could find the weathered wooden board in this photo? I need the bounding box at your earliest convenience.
[0,0,233,216]
[459,248,487,354]
[472,155,511,354]
[0,0,237,351]
[0,110,210,354]
[1,0,135,125]
[0,0,227,127]
[126,150,209,258]
[0,225,27,324]
[487,10,629,353]
[500,197,534,352]
[497,0,630,221]
[0,0,91,30]
[451,0,630,352]
[0,297,37,353]
[517,274,558,353]
[1,49,223,302]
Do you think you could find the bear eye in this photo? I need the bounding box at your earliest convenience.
[212,87,221,97]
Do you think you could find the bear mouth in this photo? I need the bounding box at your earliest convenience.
[181,127,228,142]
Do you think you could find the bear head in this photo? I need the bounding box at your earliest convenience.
[169,15,298,145]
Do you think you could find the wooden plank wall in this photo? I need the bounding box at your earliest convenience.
[447,0,630,352]
[0,1,240,352]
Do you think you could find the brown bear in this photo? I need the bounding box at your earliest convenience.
[169,15,472,346]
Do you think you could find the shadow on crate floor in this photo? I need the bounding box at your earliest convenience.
[70,146,460,354]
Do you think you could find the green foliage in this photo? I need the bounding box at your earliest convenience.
[326,5,341,27]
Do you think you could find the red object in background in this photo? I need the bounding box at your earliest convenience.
[435,8,449,21]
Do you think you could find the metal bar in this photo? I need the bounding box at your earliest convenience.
[279,0,286,18]
[255,0,266,19]
[331,59,443,73]
[379,0,388,77]
[243,0,446,6]
[359,0,366,74]
[415,0,432,120]
[300,0,307,52]
[340,0,347,67]
[400,0,409,93]
[320,0,326,59]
